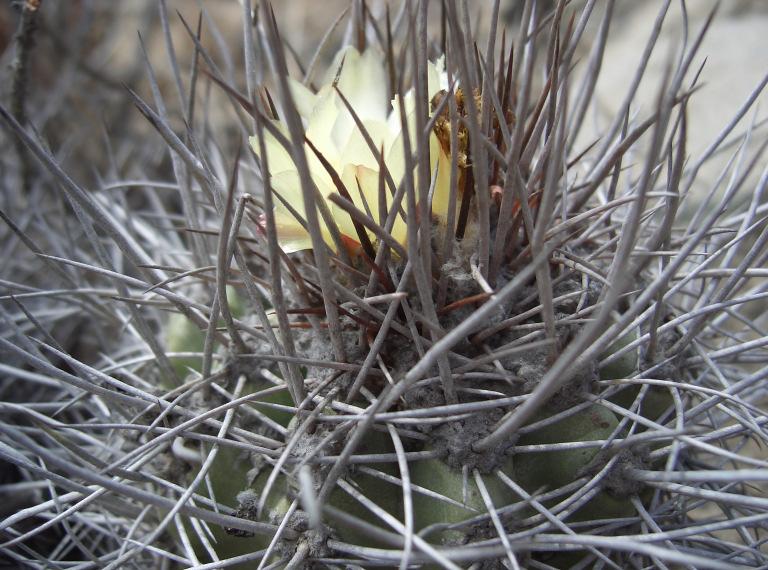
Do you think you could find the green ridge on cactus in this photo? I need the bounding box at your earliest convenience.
[411,457,516,544]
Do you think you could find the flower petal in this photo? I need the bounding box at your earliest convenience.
[431,137,455,222]
[306,89,343,170]
[252,46,451,255]
[328,47,389,150]
[354,165,408,245]
[287,77,318,120]
[428,56,449,96]
[339,119,391,170]
[248,121,295,175]
[270,170,336,252]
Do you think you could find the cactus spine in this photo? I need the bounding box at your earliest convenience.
[1,1,767,569]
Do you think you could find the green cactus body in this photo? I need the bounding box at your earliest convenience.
[326,426,405,547]
[599,325,640,382]
[513,404,633,519]
[327,469,404,548]
[601,326,673,423]
[512,404,635,568]
[181,447,288,568]
[165,311,207,382]
[165,291,295,426]
[410,457,516,544]
[164,286,246,383]
[251,387,296,428]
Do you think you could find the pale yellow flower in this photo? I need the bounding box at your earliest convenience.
[250,46,452,255]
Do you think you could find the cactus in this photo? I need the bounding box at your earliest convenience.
[1,1,768,568]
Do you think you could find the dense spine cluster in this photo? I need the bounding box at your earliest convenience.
[1,1,767,568]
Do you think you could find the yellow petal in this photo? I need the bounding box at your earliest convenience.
[288,77,318,120]
[427,56,449,98]
[354,165,408,246]
[271,211,313,254]
[430,136,455,222]
[325,47,389,123]
[270,170,336,252]
[384,119,453,226]
[328,164,365,242]
[329,47,389,150]
[306,89,342,170]
[339,119,390,170]
[252,46,451,255]
[248,120,295,175]
[384,106,418,187]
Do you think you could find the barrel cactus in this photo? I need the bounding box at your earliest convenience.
[1,1,767,568]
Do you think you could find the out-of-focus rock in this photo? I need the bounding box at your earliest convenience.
[587,0,768,212]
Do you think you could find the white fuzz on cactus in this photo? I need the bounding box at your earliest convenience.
[1,1,767,569]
